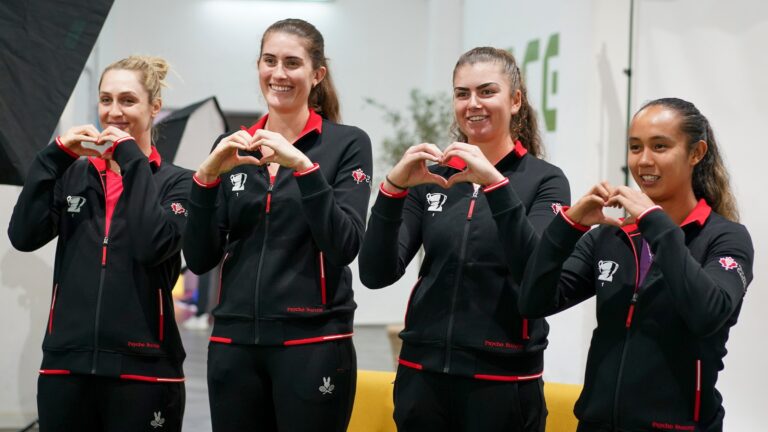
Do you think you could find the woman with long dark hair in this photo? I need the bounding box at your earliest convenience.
[359,47,571,431]
[519,98,753,431]
[183,18,372,432]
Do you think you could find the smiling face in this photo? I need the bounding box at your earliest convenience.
[453,61,521,145]
[258,31,326,115]
[98,69,160,145]
[628,105,706,204]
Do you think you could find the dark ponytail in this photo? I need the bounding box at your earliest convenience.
[639,98,739,221]
[451,47,543,157]
[260,18,340,123]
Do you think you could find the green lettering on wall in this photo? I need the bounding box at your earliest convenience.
[522,39,540,79]
[542,33,559,132]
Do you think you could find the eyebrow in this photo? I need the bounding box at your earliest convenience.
[453,82,498,91]
[628,135,673,141]
[262,53,304,61]
[99,91,139,97]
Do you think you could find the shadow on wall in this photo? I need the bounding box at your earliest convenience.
[1,249,52,423]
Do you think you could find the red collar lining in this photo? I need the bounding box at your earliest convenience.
[621,199,711,233]
[89,145,161,171]
[246,109,323,141]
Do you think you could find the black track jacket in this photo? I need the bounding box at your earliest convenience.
[8,138,192,381]
[359,141,570,380]
[183,111,373,346]
[519,200,754,431]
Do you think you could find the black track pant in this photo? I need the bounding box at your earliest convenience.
[208,339,357,432]
[393,365,547,432]
[37,374,185,432]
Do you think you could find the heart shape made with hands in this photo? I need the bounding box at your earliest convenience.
[80,130,116,155]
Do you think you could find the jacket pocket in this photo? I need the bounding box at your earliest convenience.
[404,277,423,329]
[319,252,327,305]
[694,359,701,422]
[157,289,164,342]
[47,283,59,335]
[216,252,230,305]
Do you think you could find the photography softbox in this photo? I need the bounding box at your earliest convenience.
[0,0,114,185]
[154,97,228,170]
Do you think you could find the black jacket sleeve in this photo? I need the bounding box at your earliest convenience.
[359,188,425,289]
[8,142,77,251]
[294,127,373,267]
[485,167,570,284]
[113,140,193,266]
[638,209,754,336]
[518,214,598,318]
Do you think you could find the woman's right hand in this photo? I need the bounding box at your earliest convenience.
[385,143,448,191]
[195,131,262,183]
[59,125,103,157]
[565,181,621,227]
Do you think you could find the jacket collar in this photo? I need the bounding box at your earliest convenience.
[620,199,711,233]
[246,109,323,142]
[443,140,528,172]
[88,145,162,171]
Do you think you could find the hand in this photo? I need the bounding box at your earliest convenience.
[59,124,103,158]
[606,186,656,224]
[97,126,131,160]
[251,129,313,171]
[196,131,261,183]
[386,143,448,190]
[440,142,505,187]
[565,181,622,227]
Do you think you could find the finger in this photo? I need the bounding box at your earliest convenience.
[408,143,444,159]
[73,133,98,143]
[83,125,101,138]
[424,172,449,188]
[227,134,252,149]
[445,171,470,188]
[594,183,612,201]
[405,151,442,163]
[601,216,623,227]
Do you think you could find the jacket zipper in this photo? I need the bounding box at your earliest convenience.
[443,185,479,373]
[92,169,109,374]
[612,232,641,429]
[48,283,59,334]
[252,172,274,343]
[694,359,701,422]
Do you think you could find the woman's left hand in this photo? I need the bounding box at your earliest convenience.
[251,129,313,171]
[98,126,132,160]
[441,142,506,187]
[606,186,656,223]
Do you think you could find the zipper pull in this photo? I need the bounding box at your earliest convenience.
[625,292,638,328]
[265,179,275,214]
[101,236,109,266]
[466,185,480,220]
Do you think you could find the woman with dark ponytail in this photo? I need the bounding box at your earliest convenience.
[359,47,570,431]
[183,18,372,432]
[519,98,753,431]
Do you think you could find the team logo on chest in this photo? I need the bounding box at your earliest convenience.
[230,173,247,191]
[597,260,620,282]
[426,193,447,212]
[66,196,86,213]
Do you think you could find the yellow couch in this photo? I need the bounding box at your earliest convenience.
[348,370,581,432]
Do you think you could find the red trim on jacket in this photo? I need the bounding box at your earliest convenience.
[637,205,663,222]
[483,177,510,193]
[119,374,185,383]
[319,252,327,305]
[246,109,323,139]
[397,358,424,370]
[694,359,702,421]
[622,199,712,234]
[209,336,232,344]
[39,369,71,375]
[193,174,221,188]
[512,139,528,158]
[283,333,354,346]
[379,182,408,198]
[157,289,164,342]
[473,371,543,382]
[293,162,320,177]
[559,206,590,232]
[444,156,467,170]
[55,137,80,159]
[48,284,59,334]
